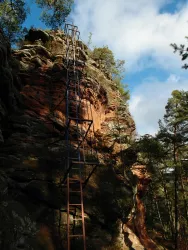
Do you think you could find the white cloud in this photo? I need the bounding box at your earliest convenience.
[71,1,188,135]
[129,74,188,135]
[71,0,188,72]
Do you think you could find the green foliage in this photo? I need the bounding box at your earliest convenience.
[158,90,188,147]
[135,134,167,165]
[116,81,130,101]
[165,90,188,125]
[0,0,29,43]
[171,37,188,69]
[87,31,92,48]
[35,0,74,29]
[0,0,73,43]
[91,45,116,72]
[90,45,129,101]
[132,90,188,246]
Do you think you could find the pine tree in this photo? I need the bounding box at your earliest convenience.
[157,90,188,249]
[0,0,29,43]
[171,40,188,69]
[0,0,74,43]
[132,91,188,248]
[35,0,74,29]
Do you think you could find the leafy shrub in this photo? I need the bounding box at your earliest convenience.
[90,45,129,101]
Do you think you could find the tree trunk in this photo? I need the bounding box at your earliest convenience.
[173,125,179,250]
[179,164,188,223]
[159,168,174,237]
[123,164,158,250]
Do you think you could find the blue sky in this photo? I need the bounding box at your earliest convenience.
[23,0,188,135]
[24,0,45,29]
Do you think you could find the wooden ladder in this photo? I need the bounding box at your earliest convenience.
[67,174,86,250]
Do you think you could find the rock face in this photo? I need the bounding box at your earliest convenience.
[0,29,137,250]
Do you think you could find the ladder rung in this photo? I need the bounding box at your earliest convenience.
[72,218,83,220]
[69,235,83,237]
[70,182,81,184]
[71,161,84,164]
[70,190,81,192]
[69,178,81,181]
[69,180,83,185]
[69,99,81,103]
[69,204,82,206]
[69,181,82,184]
[68,117,93,123]
[71,160,98,165]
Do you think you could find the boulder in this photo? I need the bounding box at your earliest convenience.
[25,29,50,44]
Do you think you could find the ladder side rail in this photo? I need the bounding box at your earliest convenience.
[67,176,70,250]
[80,180,86,250]
[65,23,90,250]
[65,24,72,250]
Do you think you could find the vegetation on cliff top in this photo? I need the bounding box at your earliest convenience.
[88,45,130,101]
[0,0,74,42]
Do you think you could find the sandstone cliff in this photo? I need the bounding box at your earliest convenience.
[0,29,143,250]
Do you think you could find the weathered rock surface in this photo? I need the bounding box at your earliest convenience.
[0,29,138,250]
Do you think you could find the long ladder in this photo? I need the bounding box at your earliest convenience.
[64,23,87,250]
